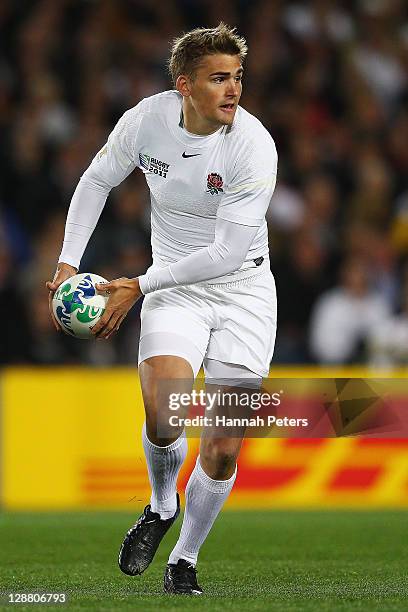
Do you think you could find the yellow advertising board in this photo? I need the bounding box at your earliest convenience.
[1,367,408,510]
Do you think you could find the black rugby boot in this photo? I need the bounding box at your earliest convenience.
[118,494,180,576]
[164,558,203,595]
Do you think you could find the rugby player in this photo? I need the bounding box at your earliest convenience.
[47,23,278,595]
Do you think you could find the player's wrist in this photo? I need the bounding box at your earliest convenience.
[136,274,148,295]
[129,277,142,296]
[57,262,78,274]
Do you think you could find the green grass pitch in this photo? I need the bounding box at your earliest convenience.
[1,510,407,611]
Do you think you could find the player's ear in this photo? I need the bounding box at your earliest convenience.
[176,75,191,97]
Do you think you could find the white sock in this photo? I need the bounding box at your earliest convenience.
[142,423,187,519]
[168,455,237,566]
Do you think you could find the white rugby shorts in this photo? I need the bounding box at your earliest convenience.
[138,266,277,379]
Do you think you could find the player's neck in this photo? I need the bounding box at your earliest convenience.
[181,100,222,136]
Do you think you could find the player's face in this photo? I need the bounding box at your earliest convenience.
[179,54,243,135]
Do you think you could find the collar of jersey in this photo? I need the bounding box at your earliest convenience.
[174,121,226,149]
[168,92,228,149]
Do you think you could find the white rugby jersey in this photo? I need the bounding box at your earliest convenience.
[59,90,277,292]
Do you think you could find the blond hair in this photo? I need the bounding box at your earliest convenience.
[168,22,247,85]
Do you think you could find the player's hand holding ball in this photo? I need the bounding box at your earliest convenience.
[91,277,142,340]
[47,265,141,340]
[50,271,111,339]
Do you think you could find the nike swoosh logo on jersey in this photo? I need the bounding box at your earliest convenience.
[182,152,201,158]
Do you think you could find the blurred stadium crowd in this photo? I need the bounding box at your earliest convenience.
[1,0,408,366]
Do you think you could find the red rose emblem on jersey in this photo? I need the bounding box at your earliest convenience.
[207,173,224,195]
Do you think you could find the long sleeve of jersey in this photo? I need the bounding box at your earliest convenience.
[58,109,141,268]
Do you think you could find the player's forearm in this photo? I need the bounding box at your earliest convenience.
[138,248,244,294]
[58,176,110,269]
[138,218,258,294]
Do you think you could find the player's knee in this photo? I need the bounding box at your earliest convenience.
[145,411,182,446]
[143,391,183,446]
[201,441,238,479]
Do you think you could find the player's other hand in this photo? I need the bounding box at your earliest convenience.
[92,277,142,340]
[46,262,78,332]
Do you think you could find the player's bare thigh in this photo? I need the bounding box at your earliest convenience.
[139,355,194,446]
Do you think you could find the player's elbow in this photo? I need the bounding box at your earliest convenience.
[209,241,246,272]
[80,170,112,194]
[208,241,245,276]
[220,252,246,275]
